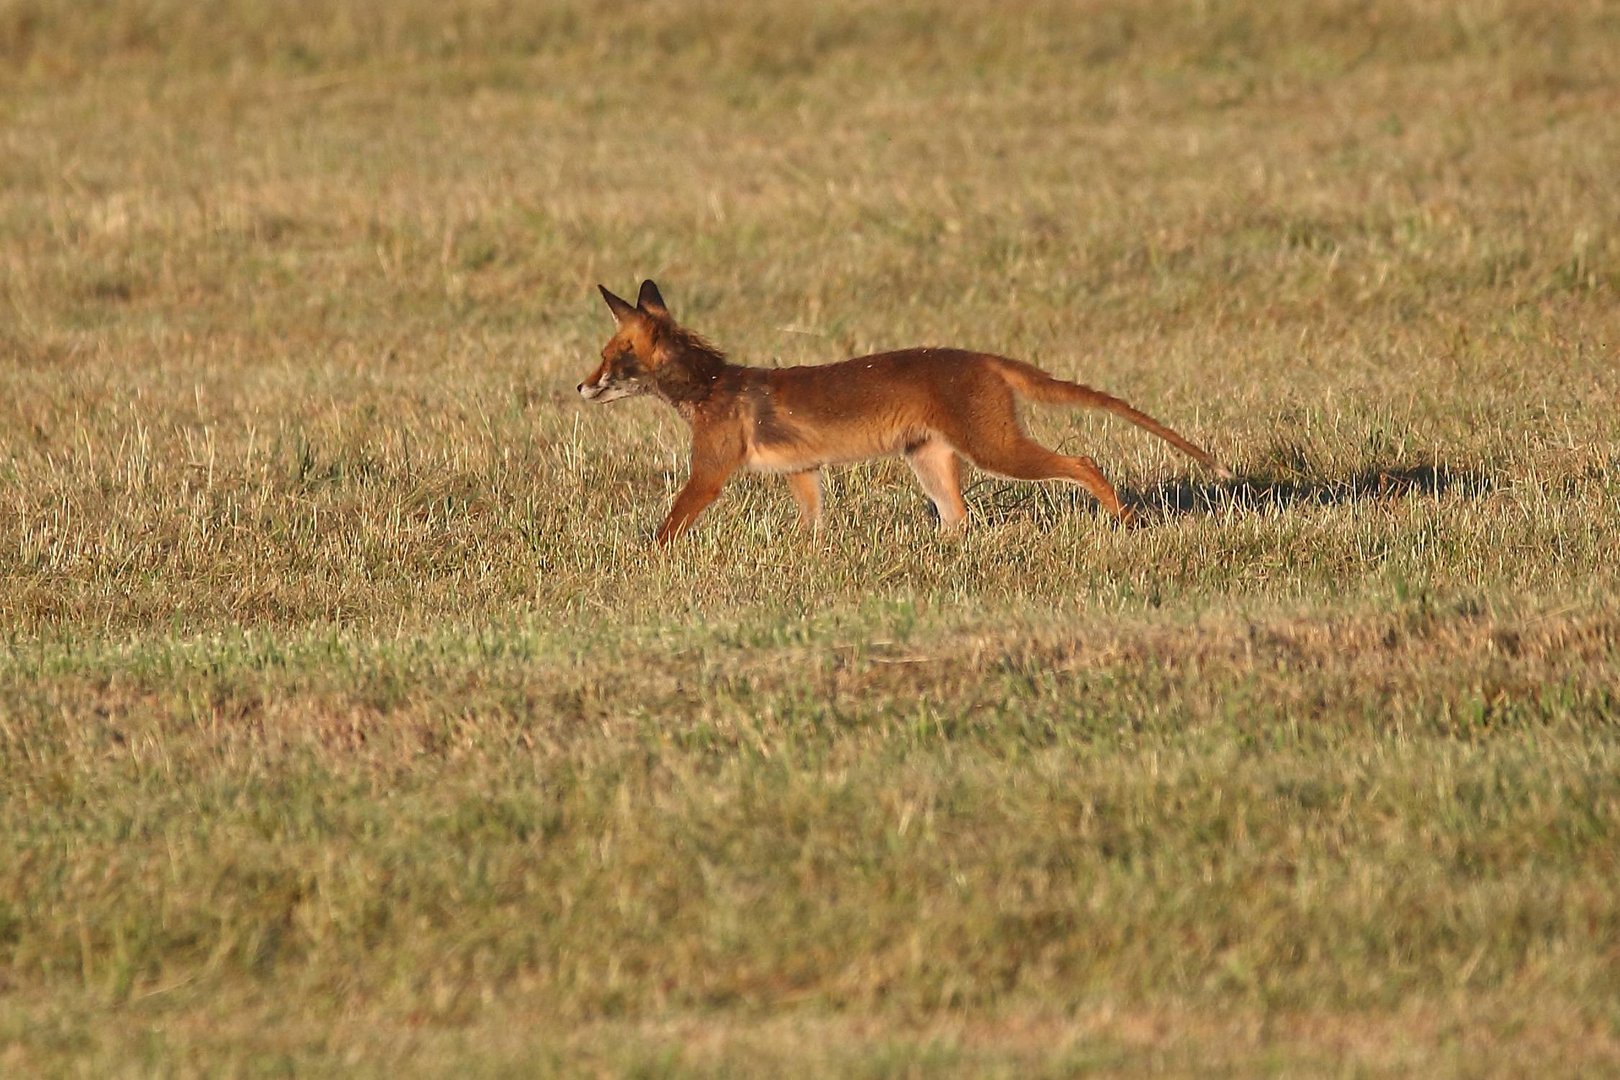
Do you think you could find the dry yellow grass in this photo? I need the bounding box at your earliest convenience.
[2,1,1619,1074]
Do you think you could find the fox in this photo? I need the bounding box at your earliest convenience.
[578,280,1233,544]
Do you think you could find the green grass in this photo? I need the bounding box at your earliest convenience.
[3,0,1620,1074]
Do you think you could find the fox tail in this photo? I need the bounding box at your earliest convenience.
[996,358,1234,480]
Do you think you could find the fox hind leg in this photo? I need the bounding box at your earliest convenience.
[906,440,969,530]
[965,436,1135,525]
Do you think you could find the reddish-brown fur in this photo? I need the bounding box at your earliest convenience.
[579,281,1233,543]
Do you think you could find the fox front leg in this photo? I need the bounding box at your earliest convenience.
[786,470,822,528]
[656,474,728,543]
[654,437,741,544]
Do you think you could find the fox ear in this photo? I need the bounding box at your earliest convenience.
[599,284,637,323]
[636,279,669,317]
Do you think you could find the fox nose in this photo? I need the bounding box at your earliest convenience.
[576,382,584,392]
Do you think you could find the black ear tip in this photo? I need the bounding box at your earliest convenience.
[599,284,636,320]
[637,279,667,311]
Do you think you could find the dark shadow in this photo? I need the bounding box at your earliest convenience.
[1127,463,1497,520]
[968,463,1497,526]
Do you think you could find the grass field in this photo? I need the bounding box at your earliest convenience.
[3,0,1619,1074]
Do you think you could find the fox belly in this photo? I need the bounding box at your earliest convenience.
[743,421,919,473]
[741,391,935,473]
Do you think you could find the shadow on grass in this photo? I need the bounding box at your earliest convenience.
[969,462,1497,526]
[1131,462,1497,520]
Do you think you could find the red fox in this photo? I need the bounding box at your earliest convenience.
[578,280,1233,543]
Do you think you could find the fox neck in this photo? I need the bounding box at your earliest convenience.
[649,339,732,417]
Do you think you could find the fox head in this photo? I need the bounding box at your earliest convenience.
[577,279,673,403]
